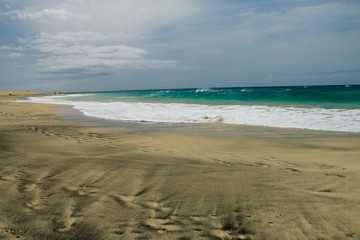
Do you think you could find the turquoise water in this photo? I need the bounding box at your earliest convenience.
[23,85,360,132]
[70,85,360,109]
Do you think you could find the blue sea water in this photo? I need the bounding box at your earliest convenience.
[70,85,360,108]
[22,85,360,132]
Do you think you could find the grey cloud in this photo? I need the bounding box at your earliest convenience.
[25,31,110,44]
[223,2,360,47]
[25,32,178,75]
[0,45,24,59]
[3,0,201,35]
[5,7,88,21]
[39,66,112,77]
[296,69,360,77]
[8,52,22,58]
[2,0,198,77]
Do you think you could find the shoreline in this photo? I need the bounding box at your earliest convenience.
[54,103,360,140]
[20,91,360,133]
[1,97,360,239]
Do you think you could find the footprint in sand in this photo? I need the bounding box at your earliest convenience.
[255,162,270,168]
[143,218,182,232]
[216,160,232,166]
[16,171,49,212]
[325,173,346,178]
[58,186,100,231]
[284,167,302,173]
[109,194,138,208]
[59,203,84,232]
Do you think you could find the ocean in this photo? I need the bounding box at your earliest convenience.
[21,85,360,132]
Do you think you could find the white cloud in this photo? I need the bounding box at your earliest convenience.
[24,31,111,45]
[0,45,24,59]
[69,0,200,35]
[20,31,177,75]
[3,3,11,10]
[5,7,87,21]
[0,45,23,51]
[2,0,200,76]
[9,52,22,58]
[3,0,199,35]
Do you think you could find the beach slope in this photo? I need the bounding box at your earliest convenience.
[0,98,360,239]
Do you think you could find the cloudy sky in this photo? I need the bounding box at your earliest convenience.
[1,0,360,92]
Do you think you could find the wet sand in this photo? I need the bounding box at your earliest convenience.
[1,95,360,240]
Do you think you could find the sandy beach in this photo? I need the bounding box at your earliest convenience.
[0,91,41,97]
[1,95,360,240]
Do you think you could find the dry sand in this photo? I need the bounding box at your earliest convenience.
[0,95,360,240]
[0,91,40,97]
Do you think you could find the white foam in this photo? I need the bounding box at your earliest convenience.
[19,95,360,132]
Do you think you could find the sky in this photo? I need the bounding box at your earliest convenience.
[0,0,360,92]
